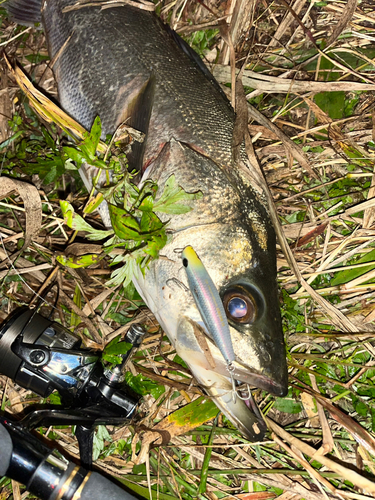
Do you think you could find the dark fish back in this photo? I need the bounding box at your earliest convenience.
[5,0,42,26]
[42,0,235,171]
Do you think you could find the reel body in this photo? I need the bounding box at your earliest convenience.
[0,308,146,467]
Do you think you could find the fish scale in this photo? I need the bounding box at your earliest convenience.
[42,0,235,169]
[5,0,288,441]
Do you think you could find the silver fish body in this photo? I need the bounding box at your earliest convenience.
[6,0,288,439]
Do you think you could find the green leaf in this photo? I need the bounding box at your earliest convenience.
[138,194,155,212]
[81,116,102,161]
[109,204,143,240]
[153,174,202,214]
[92,425,112,461]
[198,416,217,495]
[167,396,219,427]
[0,130,24,149]
[117,478,177,500]
[122,281,137,300]
[71,285,82,328]
[331,248,375,286]
[56,253,101,268]
[102,353,123,365]
[125,372,165,399]
[106,254,140,288]
[139,210,163,232]
[144,231,168,259]
[107,312,133,325]
[351,395,368,417]
[84,193,105,214]
[104,336,132,356]
[60,200,114,240]
[48,393,62,405]
[315,91,345,120]
[23,157,66,185]
[63,146,87,166]
[273,397,302,414]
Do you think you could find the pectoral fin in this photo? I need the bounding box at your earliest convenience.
[114,74,155,176]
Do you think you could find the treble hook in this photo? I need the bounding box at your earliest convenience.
[165,277,189,291]
[235,383,252,401]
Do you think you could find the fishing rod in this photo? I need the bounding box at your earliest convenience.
[0,415,139,500]
[0,300,146,469]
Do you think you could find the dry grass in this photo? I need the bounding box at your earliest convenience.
[2,0,375,498]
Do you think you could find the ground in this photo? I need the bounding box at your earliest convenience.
[1,0,375,499]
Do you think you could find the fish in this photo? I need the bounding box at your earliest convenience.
[5,0,288,440]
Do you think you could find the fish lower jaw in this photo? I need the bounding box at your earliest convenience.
[191,364,267,442]
[175,340,287,398]
[239,371,288,398]
[194,361,287,398]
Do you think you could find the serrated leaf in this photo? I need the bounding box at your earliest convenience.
[106,254,139,287]
[60,200,113,240]
[109,204,143,240]
[153,174,202,214]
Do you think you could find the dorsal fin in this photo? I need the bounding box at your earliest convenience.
[5,0,42,26]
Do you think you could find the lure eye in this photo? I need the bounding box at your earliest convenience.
[223,289,257,324]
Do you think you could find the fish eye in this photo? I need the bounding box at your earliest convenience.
[222,288,257,324]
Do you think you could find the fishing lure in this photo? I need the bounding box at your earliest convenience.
[181,246,237,399]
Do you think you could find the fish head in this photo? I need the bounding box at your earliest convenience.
[134,140,288,437]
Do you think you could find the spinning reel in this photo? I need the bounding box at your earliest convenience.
[0,292,146,468]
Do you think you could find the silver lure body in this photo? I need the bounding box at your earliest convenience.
[181,245,235,365]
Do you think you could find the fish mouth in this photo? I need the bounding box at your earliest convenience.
[234,368,287,398]
[191,363,268,441]
[175,317,287,398]
[174,317,273,441]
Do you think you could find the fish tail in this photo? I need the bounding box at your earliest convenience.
[4,0,42,26]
